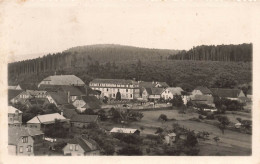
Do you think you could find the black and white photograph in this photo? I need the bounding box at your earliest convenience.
[1,0,260,162]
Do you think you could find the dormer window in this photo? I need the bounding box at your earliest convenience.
[22,136,28,143]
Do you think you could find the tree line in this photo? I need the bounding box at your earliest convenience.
[168,43,252,62]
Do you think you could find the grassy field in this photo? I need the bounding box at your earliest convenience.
[128,109,252,155]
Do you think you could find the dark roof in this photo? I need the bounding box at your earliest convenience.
[70,114,98,123]
[39,85,84,96]
[247,89,252,95]
[194,86,212,94]
[48,91,68,105]
[151,87,164,95]
[67,137,99,152]
[90,78,138,85]
[8,89,24,101]
[62,108,77,119]
[61,104,77,110]
[20,83,38,90]
[210,88,245,98]
[144,88,152,95]
[8,126,44,145]
[81,96,102,109]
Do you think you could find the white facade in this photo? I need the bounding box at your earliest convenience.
[89,80,140,100]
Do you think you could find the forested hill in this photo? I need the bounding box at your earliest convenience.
[168,43,252,62]
[8,44,179,77]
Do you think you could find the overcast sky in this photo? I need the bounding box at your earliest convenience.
[1,0,256,62]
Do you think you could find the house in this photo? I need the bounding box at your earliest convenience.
[27,113,70,130]
[164,132,176,146]
[63,137,100,156]
[8,89,27,104]
[161,87,184,100]
[89,79,140,100]
[8,126,44,156]
[191,94,215,107]
[8,84,22,90]
[24,98,50,108]
[148,88,164,101]
[191,86,212,96]
[38,75,85,88]
[8,106,23,127]
[40,85,85,103]
[70,115,99,128]
[47,91,69,108]
[72,95,102,113]
[110,127,140,135]
[210,88,246,102]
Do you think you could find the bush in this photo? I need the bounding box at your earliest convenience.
[158,114,168,121]
[198,115,204,120]
[117,144,143,156]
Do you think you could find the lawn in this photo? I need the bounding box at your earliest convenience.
[128,108,252,155]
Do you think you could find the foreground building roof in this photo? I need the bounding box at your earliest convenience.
[194,86,212,95]
[27,113,67,124]
[38,75,85,87]
[8,106,22,114]
[210,88,245,98]
[8,126,44,145]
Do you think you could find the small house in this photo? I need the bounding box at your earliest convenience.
[161,87,183,100]
[110,127,140,135]
[8,126,44,156]
[8,106,23,127]
[62,137,100,156]
[70,115,99,128]
[27,113,70,130]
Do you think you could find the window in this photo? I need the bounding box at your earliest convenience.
[75,145,79,151]
[107,88,109,91]
[9,117,13,122]
[126,89,128,92]
[22,136,28,143]
[113,94,115,97]
[27,146,32,152]
[130,94,133,98]
[69,145,73,151]
[19,146,23,153]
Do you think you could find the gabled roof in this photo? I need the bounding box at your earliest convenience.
[8,126,44,145]
[110,127,140,134]
[8,106,22,114]
[60,85,84,96]
[8,89,24,101]
[66,137,99,152]
[143,88,152,95]
[210,88,245,98]
[164,87,183,95]
[48,91,68,105]
[194,86,212,94]
[90,79,138,85]
[70,114,98,123]
[39,75,85,86]
[27,113,67,124]
[150,87,164,95]
[81,96,102,109]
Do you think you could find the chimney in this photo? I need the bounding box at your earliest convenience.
[67,91,70,103]
[54,71,56,75]
[61,110,64,116]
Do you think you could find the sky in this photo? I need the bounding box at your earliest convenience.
[1,0,257,62]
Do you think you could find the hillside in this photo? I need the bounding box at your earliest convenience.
[168,43,252,62]
[8,44,252,91]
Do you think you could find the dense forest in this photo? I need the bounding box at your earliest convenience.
[8,44,178,77]
[8,44,252,91]
[168,43,252,62]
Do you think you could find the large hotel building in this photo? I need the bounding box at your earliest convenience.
[89,79,140,100]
